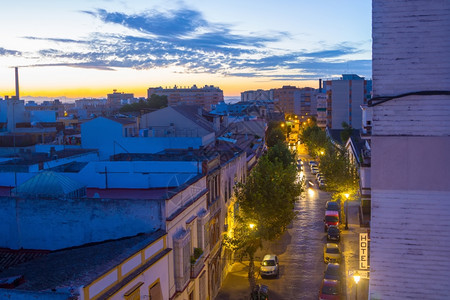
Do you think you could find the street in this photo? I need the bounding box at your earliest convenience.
[216,145,333,299]
[216,143,369,299]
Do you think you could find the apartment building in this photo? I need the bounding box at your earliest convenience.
[368,1,450,299]
[241,89,274,101]
[272,86,317,117]
[148,85,223,111]
[324,74,372,129]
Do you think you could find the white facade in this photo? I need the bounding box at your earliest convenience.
[82,117,212,159]
[369,1,450,299]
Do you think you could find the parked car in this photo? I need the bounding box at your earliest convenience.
[327,225,340,242]
[324,263,341,281]
[325,201,340,212]
[318,179,326,188]
[309,160,318,167]
[319,278,341,300]
[311,167,319,174]
[250,284,269,300]
[260,254,279,278]
[324,210,339,231]
[324,243,341,263]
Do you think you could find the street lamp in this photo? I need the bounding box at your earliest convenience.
[353,271,360,300]
[344,193,350,229]
[249,223,256,230]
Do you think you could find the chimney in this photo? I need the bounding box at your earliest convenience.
[15,67,19,100]
[319,79,322,93]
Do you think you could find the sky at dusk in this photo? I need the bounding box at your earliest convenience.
[0,0,372,99]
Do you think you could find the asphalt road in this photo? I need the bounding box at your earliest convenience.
[216,146,333,299]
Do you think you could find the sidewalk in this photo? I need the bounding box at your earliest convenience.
[342,199,369,300]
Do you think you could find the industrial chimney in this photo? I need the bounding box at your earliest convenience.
[15,67,19,100]
[319,78,322,93]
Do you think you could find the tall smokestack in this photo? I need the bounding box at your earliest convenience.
[319,79,322,93]
[15,67,19,100]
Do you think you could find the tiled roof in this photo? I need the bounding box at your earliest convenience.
[0,249,50,273]
[0,230,166,291]
[171,105,215,132]
[12,171,85,198]
[103,116,136,125]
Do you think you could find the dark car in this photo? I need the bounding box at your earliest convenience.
[319,279,341,300]
[327,225,340,242]
[325,201,340,212]
[324,263,341,281]
[250,284,269,300]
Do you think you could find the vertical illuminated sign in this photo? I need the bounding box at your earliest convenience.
[359,233,368,269]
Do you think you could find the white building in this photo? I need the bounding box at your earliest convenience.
[324,74,371,129]
[369,1,450,299]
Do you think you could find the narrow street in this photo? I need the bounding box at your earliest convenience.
[216,145,333,299]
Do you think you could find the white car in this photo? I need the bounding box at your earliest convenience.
[260,254,279,278]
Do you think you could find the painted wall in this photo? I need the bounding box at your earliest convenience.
[82,117,207,160]
[331,80,349,129]
[0,196,163,250]
[370,1,450,298]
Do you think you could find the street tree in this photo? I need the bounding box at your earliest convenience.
[266,127,286,148]
[224,154,301,289]
[120,94,168,113]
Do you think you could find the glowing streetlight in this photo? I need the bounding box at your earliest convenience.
[344,193,350,229]
[320,150,324,156]
[353,271,361,299]
[249,223,256,230]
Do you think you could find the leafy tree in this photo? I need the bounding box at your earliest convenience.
[266,142,296,168]
[120,94,168,113]
[224,155,301,289]
[340,121,353,145]
[266,127,286,147]
[300,123,329,158]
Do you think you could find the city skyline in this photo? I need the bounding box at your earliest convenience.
[0,0,371,99]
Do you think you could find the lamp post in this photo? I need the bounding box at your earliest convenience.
[344,193,350,229]
[353,271,360,300]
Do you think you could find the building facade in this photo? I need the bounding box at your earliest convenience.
[324,74,372,129]
[241,89,274,101]
[272,86,317,117]
[369,1,450,299]
[148,85,223,111]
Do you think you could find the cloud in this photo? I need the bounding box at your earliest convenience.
[0,47,21,56]
[16,7,371,80]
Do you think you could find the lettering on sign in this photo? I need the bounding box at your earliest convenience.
[359,233,368,269]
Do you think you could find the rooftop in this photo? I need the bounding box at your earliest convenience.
[0,230,167,292]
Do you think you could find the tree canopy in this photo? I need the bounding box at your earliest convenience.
[120,94,168,113]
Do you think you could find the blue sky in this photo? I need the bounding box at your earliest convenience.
[0,0,371,98]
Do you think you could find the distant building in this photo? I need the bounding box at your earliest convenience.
[107,90,134,109]
[241,89,274,101]
[323,74,372,129]
[147,85,223,111]
[316,93,327,128]
[272,86,317,117]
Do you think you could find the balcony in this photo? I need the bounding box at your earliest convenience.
[190,252,205,278]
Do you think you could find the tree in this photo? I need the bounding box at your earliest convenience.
[224,155,301,289]
[266,142,296,168]
[300,123,329,158]
[119,94,168,113]
[340,122,353,145]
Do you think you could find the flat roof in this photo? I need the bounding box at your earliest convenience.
[0,230,166,292]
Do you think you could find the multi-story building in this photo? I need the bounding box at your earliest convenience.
[241,89,274,101]
[148,85,223,111]
[107,90,134,110]
[368,1,450,299]
[316,93,327,128]
[272,86,317,117]
[324,74,372,129]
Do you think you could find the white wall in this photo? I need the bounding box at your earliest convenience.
[0,196,163,250]
[370,1,450,298]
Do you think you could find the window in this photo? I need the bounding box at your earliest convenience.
[148,282,163,300]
